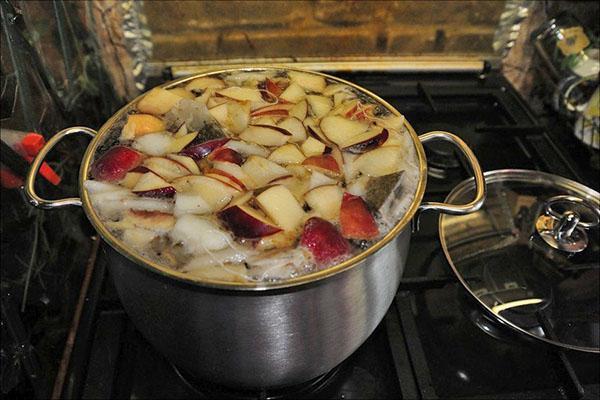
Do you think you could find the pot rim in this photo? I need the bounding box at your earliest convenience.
[79,66,428,291]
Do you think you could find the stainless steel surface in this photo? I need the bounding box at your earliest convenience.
[440,169,600,352]
[24,126,96,209]
[417,131,486,215]
[26,67,485,387]
[106,227,409,387]
[536,194,600,252]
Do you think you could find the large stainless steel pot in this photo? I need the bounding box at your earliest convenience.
[24,67,485,388]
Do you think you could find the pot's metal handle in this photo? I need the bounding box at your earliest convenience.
[25,127,97,209]
[415,131,485,227]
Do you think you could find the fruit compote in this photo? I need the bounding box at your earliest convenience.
[84,69,419,283]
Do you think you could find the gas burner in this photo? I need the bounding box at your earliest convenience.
[421,124,462,179]
[171,363,341,400]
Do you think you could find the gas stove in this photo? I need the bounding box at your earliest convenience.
[55,69,599,399]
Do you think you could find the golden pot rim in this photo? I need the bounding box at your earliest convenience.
[79,66,428,291]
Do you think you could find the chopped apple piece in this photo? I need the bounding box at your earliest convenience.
[219,204,282,238]
[279,82,306,103]
[320,115,369,146]
[375,114,405,132]
[346,175,370,198]
[174,192,211,216]
[166,154,201,175]
[340,192,379,240]
[171,175,238,211]
[304,118,330,144]
[170,214,232,253]
[208,102,228,126]
[250,103,294,117]
[168,132,198,153]
[174,124,188,138]
[306,95,332,119]
[305,185,343,220]
[205,169,245,191]
[256,185,305,232]
[212,161,256,189]
[226,101,251,134]
[333,91,356,107]
[138,87,183,115]
[307,170,337,190]
[132,132,174,156]
[300,137,326,157]
[125,209,176,233]
[119,171,145,189]
[216,86,262,102]
[239,125,290,147]
[168,87,195,100]
[354,146,404,177]
[185,77,226,92]
[300,217,350,265]
[208,147,243,165]
[340,128,388,154]
[179,138,230,160]
[122,228,157,248]
[241,156,290,188]
[132,172,176,198]
[341,152,360,181]
[288,71,326,93]
[277,117,307,142]
[255,230,297,251]
[90,146,144,182]
[302,154,341,177]
[323,83,349,97]
[207,96,228,109]
[288,100,308,120]
[381,129,408,147]
[224,140,269,157]
[121,114,166,141]
[143,157,190,181]
[268,144,306,165]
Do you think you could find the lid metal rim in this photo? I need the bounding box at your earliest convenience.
[79,66,429,291]
[439,169,600,353]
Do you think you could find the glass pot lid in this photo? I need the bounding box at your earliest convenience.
[440,170,600,352]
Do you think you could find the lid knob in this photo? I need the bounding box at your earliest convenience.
[535,195,600,253]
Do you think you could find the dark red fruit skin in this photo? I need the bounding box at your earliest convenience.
[340,193,379,240]
[342,129,389,154]
[133,186,176,198]
[300,217,351,266]
[302,155,340,174]
[208,147,243,165]
[90,146,143,181]
[179,138,230,160]
[218,206,282,239]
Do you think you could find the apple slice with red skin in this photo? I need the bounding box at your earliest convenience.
[205,168,246,191]
[219,204,282,239]
[166,154,201,175]
[250,103,294,117]
[339,192,379,240]
[143,157,191,181]
[208,147,243,165]
[132,172,176,198]
[340,128,389,154]
[259,78,284,101]
[239,125,290,147]
[302,154,341,177]
[179,138,230,160]
[90,146,144,182]
[300,217,351,266]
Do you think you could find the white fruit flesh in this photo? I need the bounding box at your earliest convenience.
[288,71,326,93]
[268,144,306,165]
[305,185,343,220]
[119,171,145,189]
[256,185,305,231]
[346,175,370,197]
[138,88,183,115]
[174,192,211,216]
[288,100,308,120]
[132,172,172,192]
[166,154,201,175]
[277,117,307,142]
[216,87,262,102]
[171,175,238,211]
[168,88,195,100]
[239,125,290,147]
[143,157,190,181]
[279,82,306,103]
[170,215,232,254]
[224,140,269,157]
[307,170,337,190]
[320,115,369,146]
[306,95,332,119]
[300,137,326,157]
[354,146,404,177]
[123,228,157,248]
[212,161,256,189]
[185,77,226,91]
[241,156,290,188]
[168,132,198,153]
[208,103,228,126]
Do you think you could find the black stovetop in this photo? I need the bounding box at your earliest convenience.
[58,70,600,399]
